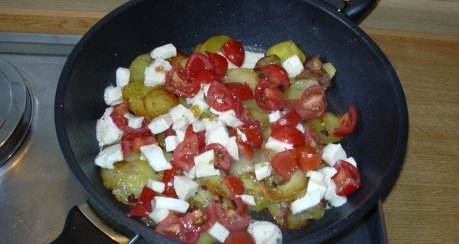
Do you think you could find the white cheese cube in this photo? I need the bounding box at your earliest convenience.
[191,120,206,132]
[205,122,230,146]
[191,99,209,115]
[168,104,189,123]
[148,114,173,134]
[128,116,144,129]
[147,179,165,193]
[236,128,248,142]
[323,178,347,207]
[254,162,272,181]
[175,127,186,143]
[268,110,282,123]
[319,166,338,178]
[344,157,358,167]
[203,118,218,130]
[154,196,190,213]
[194,150,220,178]
[184,166,196,179]
[149,208,170,223]
[165,135,180,152]
[241,51,265,69]
[291,190,322,214]
[150,43,177,60]
[172,116,189,131]
[186,89,206,105]
[209,107,224,115]
[226,136,239,160]
[173,176,199,200]
[144,59,172,87]
[140,144,172,171]
[208,222,230,243]
[264,137,294,153]
[247,221,283,244]
[95,143,123,169]
[306,171,327,199]
[103,85,123,105]
[96,107,123,147]
[202,83,211,97]
[322,143,347,166]
[282,55,304,77]
[237,195,256,206]
[116,67,130,88]
[295,123,305,133]
[184,109,198,123]
[218,110,243,128]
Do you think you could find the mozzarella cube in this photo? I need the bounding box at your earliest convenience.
[184,166,196,179]
[150,43,177,60]
[322,143,347,166]
[147,179,165,193]
[282,55,304,77]
[148,114,173,134]
[268,110,282,123]
[174,176,199,200]
[116,67,130,88]
[96,107,123,147]
[203,118,218,130]
[296,123,305,133]
[186,89,206,105]
[345,157,358,167]
[323,179,347,207]
[194,150,220,178]
[254,162,272,181]
[154,196,189,213]
[218,110,243,128]
[226,136,239,160]
[103,85,122,105]
[247,221,283,244]
[172,116,189,130]
[168,104,189,123]
[149,208,170,223]
[319,166,338,178]
[208,222,230,243]
[190,99,209,115]
[236,128,248,142]
[140,144,172,171]
[264,137,294,153]
[291,190,322,214]
[191,120,206,132]
[128,116,144,129]
[241,51,265,69]
[144,59,172,87]
[209,107,223,115]
[94,143,123,169]
[205,122,230,146]
[237,195,256,206]
[306,171,327,199]
[175,127,186,143]
[184,109,198,123]
[165,135,180,152]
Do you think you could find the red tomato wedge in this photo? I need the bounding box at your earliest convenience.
[221,39,245,67]
[172,134,199,172]
[162,165,179,198]
[233,197,248,215]
[271,126,305,146]
[224,175,245,195]
[285,84,326,120]
[224,82,254,101]
[333,160,361,196]
[333,105,358,137]
[303,127,322,150]
[179,203,218,233]
[165,63,200,98]
[271,149,298,180]
[204,143,231,171]
[237,141,254,160]
[258,64,289,91]
[270,110,303,131]
[224,230,256,244]
[295,146,322,173]
[217,207,251,231]
[185,124,206,152]
[207,81,236,112]
[193,69,221,84]
[206,51,228,78]
[156,213,199,243]
[127,186,158,217]
[184,53,214,79]
[255,79,286,111]
[234,124,263,149]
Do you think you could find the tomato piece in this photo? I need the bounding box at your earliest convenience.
[303,127,322,150]
[295,146,322,173]
[127,186,158,217]
[206,51,228,77]
[172,134,199,172]
[224,230,255,244]
[255,79,286,111]
[156,213,196,242]
[271,126,305,146]
[113,102,130,114]
[110,103,129,128]
[233,102,258,126]
[184,53,214,79]
[285,84,326,120]
[217,207,251,231]
[224,82,254,101]
[207,81,235,112]
[224,175,245,195]
[271,149,298,180]
[235,124,263,149]
[165,63,200,98]
[179,203,218,233]
[204,143,231,171]
[127,204,150,218]
[162,165,178,198]
[270,110,303,131]
[333,160,361,196]
[193,69,220,84]
[237,141,254,160]
[233,198,248,215]
[185,124,206,152]
[165,127,176,137]
[333,105,358,137]
[258,64,289,91]
[121,132,156,156]
[221,39,245,67]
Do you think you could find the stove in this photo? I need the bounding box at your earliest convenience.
[0,32,388,244]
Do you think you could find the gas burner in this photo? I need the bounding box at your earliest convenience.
[0,57,33,166]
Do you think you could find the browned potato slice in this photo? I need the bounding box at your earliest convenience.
[196,175,233,199]
[267,170,307,202]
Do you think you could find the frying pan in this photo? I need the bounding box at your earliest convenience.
[54,0,408,243]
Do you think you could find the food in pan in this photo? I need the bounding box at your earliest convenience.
[95,36,361,243]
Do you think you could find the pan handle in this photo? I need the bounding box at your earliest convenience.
[322,0,378,22]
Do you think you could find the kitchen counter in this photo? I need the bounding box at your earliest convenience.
[1,0,458,243]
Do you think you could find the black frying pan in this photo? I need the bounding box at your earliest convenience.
[54,0,408,243]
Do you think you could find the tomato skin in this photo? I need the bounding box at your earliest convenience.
[221,39,245,67]
[235,124,263,149]
[271,126,305,147]
[162,165,179,198]
[127,186,158,217]
[217,207,251,231]
[285,84,327,120]
[206,51,228,77]
[295,146,322,173]
[237,141,254,160]
[224,175,245,195]
[271,149,298,180]
[333,105,358,137]
[111,102,151,135]
[233,197,248,215]
[303,127,322,150]
[270,110,302,131]
[255,79,286,111]
[165,63,200,98]
[172,134,199,172]
[333,160,361,196]
[156,213,199,243]
[185,53,214,79]
[207,81,236,112]
[204,143,231,171]
[127,204,150,218]
[224,82,254,101]
[234,102,258,126]
[224,230,255,244]
[185,124,206,152]
[121,132,156,156]
[193,69,221,84]
[180,203,218,233]
[258,64,289,91]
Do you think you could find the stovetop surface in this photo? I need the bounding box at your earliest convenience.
[0,32,387,244]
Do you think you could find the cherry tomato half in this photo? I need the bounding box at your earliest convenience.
[204,143,231,171]
[165,63,200,98]
[258,64,289,91]
[184,53,214,79]
[270,110,303,132]
[224,175,245,196]
[295,146,322,173]
[285,84,326,120]
[179,203,218,233]
[235,124,263,149]
[271,149,298,180]
[207,81,236,112]
[224,230,255,244]
[172,134,199,172]
[255,79,286,111]
[224,82,254,101]
[221,39,245,67]
[333,105,358,137]
[333,160,361,196]
[217,206,251,231]
[271,126,305,147]
[206,51,228,78]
